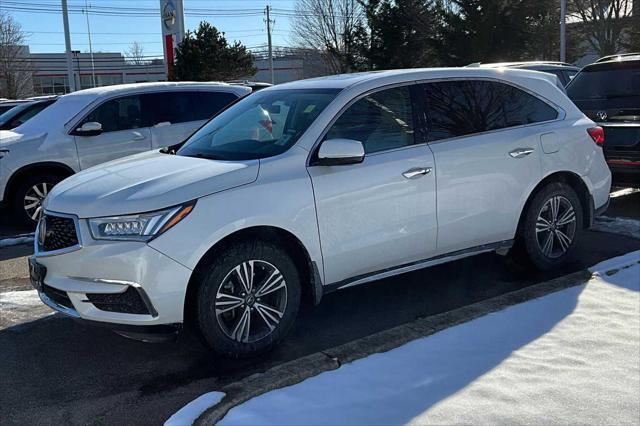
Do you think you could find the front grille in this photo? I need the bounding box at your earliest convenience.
[39,214,79,252]
[42,284,74,310]
[87,287,151,315]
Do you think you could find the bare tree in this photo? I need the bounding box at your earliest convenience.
[127,41,147,65]
[569,0,634,56]
[0,12,32,99]
[291,0,368,73]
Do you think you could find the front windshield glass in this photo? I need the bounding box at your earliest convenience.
[0,103,31,126]
[177,88,340,161]
[567,63,640,100]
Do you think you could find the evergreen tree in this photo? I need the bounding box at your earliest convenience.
[361,0,440,69]
[173,22,256,81]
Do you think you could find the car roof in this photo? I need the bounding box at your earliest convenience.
[594,53,640,63]
[63,81,251,101]
[471,61,578,70]
[267,67,564,91]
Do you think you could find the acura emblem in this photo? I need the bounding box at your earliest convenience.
[596,110,608,121]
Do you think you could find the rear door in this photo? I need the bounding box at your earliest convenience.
[420,79,557,255]
[74,94,152,169]
[142,91,239,149]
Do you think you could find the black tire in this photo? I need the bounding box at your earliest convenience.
[11,173,65,227]
[195,240,301,358]
[515,182,583,271]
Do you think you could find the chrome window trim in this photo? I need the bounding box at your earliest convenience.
[34,210,83,257]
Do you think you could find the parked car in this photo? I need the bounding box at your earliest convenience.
[0,82,250,224]
[30,68,610,358]
[470,61,580,86]
[228,80,273,91]
[0,97,58,130]
[0,99,31,115]
[567,53,640,186]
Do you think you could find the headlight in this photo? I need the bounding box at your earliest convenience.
[88,202,195,241]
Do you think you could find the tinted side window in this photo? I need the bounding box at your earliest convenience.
[502,83,558,126]
[196,92,238,121]
[84,95,142,132]
[326,86,414,154]
[141,92,194,126]
[422,81,557,142]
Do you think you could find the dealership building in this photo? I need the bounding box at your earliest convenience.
[26,48,166,96]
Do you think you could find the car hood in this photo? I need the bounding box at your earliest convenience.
[45,150,259,218]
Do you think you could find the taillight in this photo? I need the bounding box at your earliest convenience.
[587,126,605,146]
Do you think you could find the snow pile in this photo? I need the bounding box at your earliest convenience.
[0,233,34,248]
[593,216,640,239]
[164,392,225,426]
[218,251,640,426]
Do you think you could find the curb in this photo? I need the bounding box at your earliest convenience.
[195,268,593,425]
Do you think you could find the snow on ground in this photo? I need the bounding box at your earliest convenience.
[593,216,640,239]
[164,392,225,426]
[0,233,34,248]
[610,187,640,199]
[0,289,53,330]
[218,251,640,426]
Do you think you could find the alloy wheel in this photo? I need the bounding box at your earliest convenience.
[535,195,577,259]
[23,182,51,221]
[215,260,288,343]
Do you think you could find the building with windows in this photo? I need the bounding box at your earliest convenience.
[20,47,167,96]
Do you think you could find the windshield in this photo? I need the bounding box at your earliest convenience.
[177,88,340,161]
[0,100,55,128]
[567,63,640,100]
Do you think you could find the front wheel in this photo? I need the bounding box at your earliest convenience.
[517,182,583,271]
[195,240,301,358]
[12,173,65,226]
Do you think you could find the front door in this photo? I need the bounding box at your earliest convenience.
[308,85,438,285]
[74,94,151,169]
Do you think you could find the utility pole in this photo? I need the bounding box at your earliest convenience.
[560,0,567,62]
[61,0,77,92]
[265,5,274,84]
[84,0,97,88]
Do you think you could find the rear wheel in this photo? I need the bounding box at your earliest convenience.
[12,173,65,226]
[517,182,583,271]
[195,240,301,358]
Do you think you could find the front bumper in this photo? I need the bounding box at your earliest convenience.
[32,215,193,326]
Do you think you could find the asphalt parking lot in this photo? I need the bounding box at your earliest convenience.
[1,190,639,425]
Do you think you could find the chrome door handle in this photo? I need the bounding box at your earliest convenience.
[403,167,432,179]
[509,148,534,158]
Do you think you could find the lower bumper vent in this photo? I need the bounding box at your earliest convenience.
[87,287,152,315]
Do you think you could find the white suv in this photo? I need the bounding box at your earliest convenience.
[0,82,250,224]
[30,69,611,358]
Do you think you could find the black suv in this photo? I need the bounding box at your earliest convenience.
[567,54,640,186]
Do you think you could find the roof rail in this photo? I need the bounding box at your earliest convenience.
[595,52,640,63]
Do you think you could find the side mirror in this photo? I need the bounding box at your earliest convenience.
[317,138,365,166]
[75,121,103,136]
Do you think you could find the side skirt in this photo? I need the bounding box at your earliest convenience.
[322,240,514,295]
